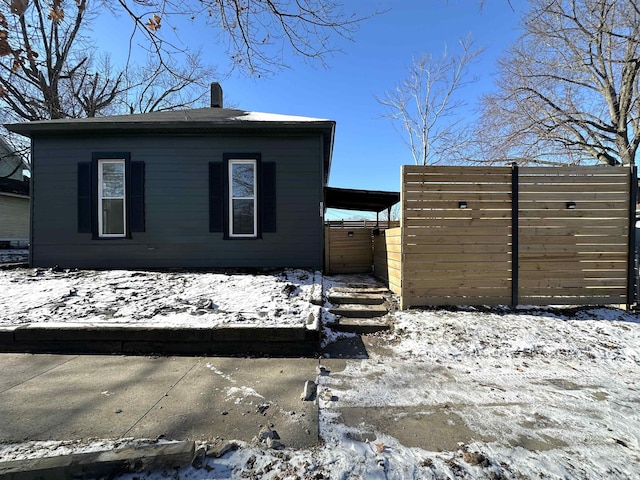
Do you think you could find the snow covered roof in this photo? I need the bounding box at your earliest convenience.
[4,108,335,136]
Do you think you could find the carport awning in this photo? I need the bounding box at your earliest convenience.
[324,186,400,213]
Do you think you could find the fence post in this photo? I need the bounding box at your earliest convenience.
[511,163,519,308]
[627,165,638,310]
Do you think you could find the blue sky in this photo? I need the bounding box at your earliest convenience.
[226,1,527,193]
[96,1,528,218]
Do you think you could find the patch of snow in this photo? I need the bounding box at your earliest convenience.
[226,386,265,404]
[206,362,236,383]
[0,268,321,330]
[231,111,330,122]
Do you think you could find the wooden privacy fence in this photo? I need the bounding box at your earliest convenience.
[324,221,399,274]
[373,165,637,309]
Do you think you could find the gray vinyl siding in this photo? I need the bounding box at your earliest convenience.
[30,134,324,269]
[0,194,29,244]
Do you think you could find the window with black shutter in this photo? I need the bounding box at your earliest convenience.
[77,153,145,238]
[209,154,276,238]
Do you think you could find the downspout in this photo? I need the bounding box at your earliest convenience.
[28,141,34,267]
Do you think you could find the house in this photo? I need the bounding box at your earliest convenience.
[0,137,29,248]
[5,84,335,269]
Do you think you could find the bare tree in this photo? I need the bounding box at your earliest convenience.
[479,0,640,166]
[378,36,484,166]
[0,0,212,122]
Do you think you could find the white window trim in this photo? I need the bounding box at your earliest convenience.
[228,159,257,238]
[98,158,127,238]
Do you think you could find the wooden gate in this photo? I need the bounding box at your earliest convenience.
[324,225,374,274]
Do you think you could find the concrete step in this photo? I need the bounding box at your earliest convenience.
[329,304,388,318]
[328,292,385,305]
[332,317,392,334]
[331,286,389,295]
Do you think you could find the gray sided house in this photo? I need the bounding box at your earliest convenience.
[6,100,335,269]
[0,136,30,247]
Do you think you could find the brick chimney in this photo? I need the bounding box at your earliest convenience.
[211,82,223,108]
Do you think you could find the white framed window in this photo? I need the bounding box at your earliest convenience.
[98,159,126,238]
[229,159,257,237]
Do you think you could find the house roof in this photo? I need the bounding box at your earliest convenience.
[4,108,334,133]
[324,186,400,213]
[5,108,336,183]
[0,176,29,196]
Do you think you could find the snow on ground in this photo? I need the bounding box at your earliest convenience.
[0,268,320,329]
[317,306,640,479]
[1,269,640,479]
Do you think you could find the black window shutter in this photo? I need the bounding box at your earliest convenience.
[90,159,98,237]
[209,162,224,232]
[261,162,277,233]
[77,162,92,233]
[130,161,145,232]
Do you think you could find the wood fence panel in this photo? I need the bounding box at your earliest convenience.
[325,227,374,274]
[401,166,513,308]
[392,165,633,308]
[373,234,388,283]
[373,227,402,295]
[517,167,630,305]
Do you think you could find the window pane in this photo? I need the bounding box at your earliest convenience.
[102,162,125,197]
[102,199,125,235]
[232,199,254,235]
[232,163,254,198]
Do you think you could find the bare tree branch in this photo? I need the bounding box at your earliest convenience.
[109,0,378,77]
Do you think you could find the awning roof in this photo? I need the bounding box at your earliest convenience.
[324,186,400,213]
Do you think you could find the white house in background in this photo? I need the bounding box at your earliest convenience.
[0,136,29,248]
